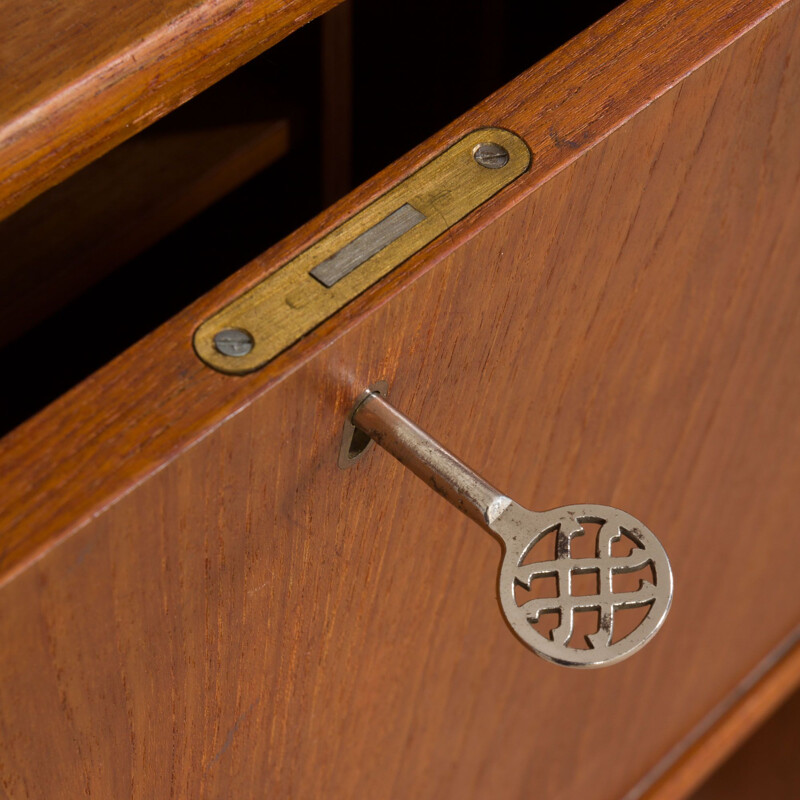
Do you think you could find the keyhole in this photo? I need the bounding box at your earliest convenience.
[347,427,373,461]
[338,380,389,469]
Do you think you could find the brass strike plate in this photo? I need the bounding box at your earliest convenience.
[194,128,531,374]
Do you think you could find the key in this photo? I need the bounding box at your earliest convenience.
[341,384,673,668]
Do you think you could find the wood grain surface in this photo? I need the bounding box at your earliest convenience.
[1,0,800,797]
[0,0,341,222]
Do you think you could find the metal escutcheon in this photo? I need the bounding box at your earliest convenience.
[340,384,673,669]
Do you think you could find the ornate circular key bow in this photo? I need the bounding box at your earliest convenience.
[340,384,673,668]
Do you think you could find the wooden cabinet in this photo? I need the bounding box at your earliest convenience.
[1,0,798,797]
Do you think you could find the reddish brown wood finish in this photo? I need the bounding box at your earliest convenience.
[1,0,799,797]
[0,0,342,222]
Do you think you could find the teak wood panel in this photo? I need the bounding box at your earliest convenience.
[1,0,800,797]
[1,0,792,582]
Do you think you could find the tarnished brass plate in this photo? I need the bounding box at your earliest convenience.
[194,128,531,374]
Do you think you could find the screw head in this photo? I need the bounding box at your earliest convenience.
[214,328,254,357]
[473,142,510,169]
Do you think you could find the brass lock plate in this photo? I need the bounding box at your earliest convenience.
[194,128,531,374]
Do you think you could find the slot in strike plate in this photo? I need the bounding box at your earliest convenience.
[194,128,531,374]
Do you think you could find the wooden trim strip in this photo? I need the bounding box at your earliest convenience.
[628,629,800,800]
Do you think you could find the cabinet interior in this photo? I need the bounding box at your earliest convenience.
[0,0,621,436]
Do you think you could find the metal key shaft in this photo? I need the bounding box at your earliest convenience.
[344,386,673,668]
[352,390,513,534]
